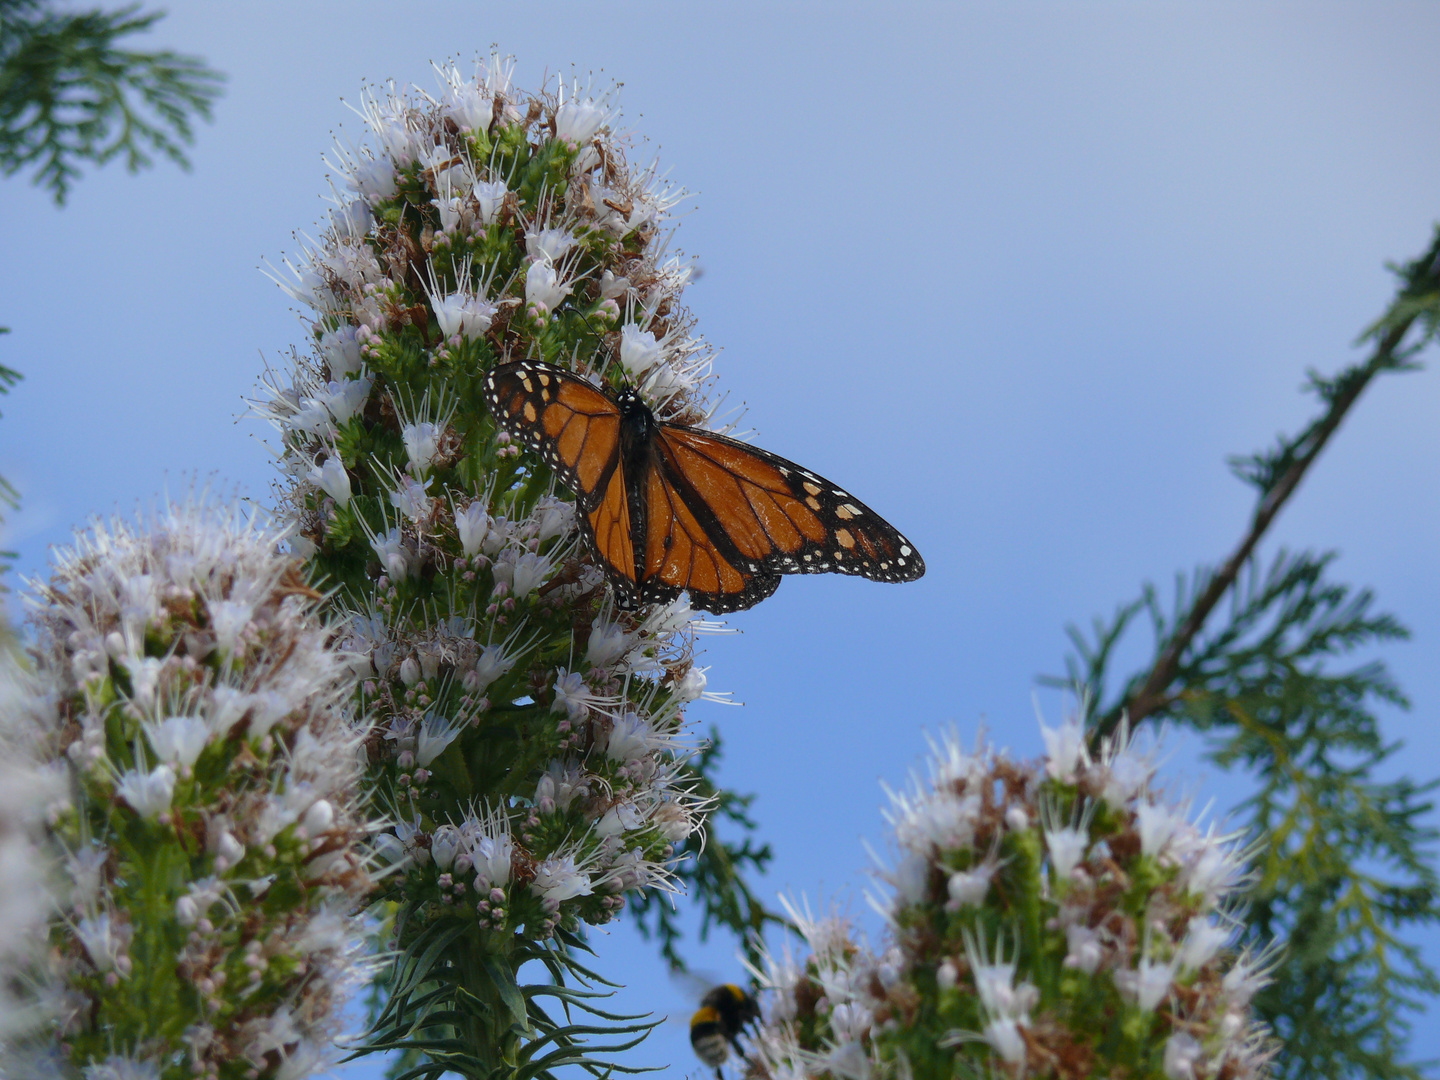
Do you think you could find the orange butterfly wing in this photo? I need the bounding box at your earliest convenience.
[652,425,924,585]
[589,452,637,592]
[635,439,780,613]
[485,361,644,596]
[484,362,622,512]
[485,360,924,614]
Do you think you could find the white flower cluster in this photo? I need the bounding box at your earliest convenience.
[255,55,713,458]
[357,593,717,938]
[747,719,1277,1080]
[251,56,725,948]
[356,595,717,935]
[746,897,895,1080]
[9,499,373,1079]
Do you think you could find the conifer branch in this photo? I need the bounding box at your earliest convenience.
[1092,229,1440,744]
[1053,227,1440,1080]
[0,0,223,203]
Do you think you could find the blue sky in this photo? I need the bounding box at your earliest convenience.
[4,2,1440,1073]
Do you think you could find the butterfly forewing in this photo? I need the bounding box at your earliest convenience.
[652,428,817,567]
[485,363,622,513]
[656,426,925,583]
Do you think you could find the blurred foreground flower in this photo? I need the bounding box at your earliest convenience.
[747,718,1277,1080]
[2,499,373,1079]
[0,651,68,1045]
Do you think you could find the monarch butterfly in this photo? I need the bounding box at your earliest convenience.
[483,360,924,614]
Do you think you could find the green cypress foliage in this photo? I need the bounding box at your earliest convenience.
[0,0,222,202]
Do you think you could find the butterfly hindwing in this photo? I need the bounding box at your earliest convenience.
[484,361,622,513]
[586,451,640,604]
[635,445,781,613]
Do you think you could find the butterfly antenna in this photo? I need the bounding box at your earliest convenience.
[576,309,602,340]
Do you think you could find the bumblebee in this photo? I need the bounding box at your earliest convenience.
[689,983,760,1076]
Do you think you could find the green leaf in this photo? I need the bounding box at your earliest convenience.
[481,951,529,1032]
[0,2,224,203]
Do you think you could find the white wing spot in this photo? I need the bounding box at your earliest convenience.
[900,545,912,556]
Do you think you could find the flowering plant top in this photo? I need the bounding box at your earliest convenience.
[747,718,1276,1080]
[253,57,729,1076]
[15,500,373,1079]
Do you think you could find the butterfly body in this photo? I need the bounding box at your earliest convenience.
[485,360,923,613]
[612,384,660,533]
